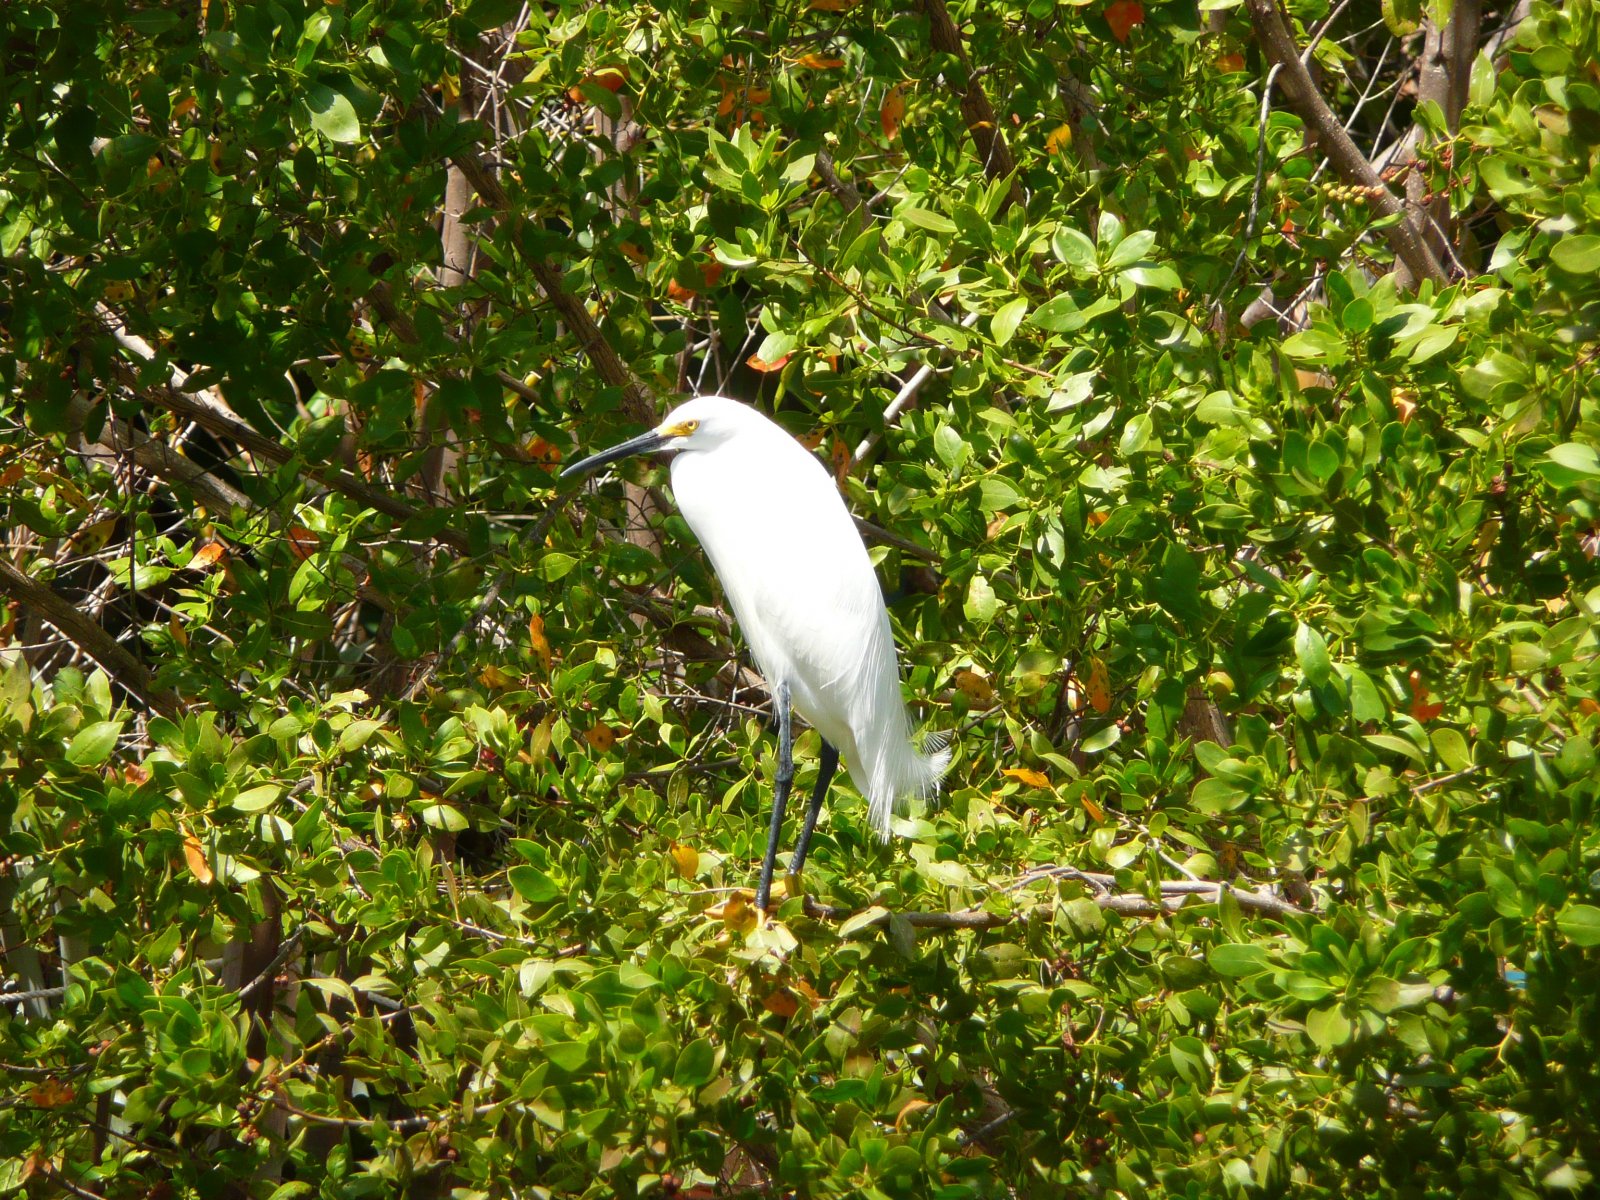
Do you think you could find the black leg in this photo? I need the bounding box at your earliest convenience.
[755,681,793,912]
[789,740,839,879]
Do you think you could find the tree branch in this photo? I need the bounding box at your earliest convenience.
[920,0,1027,213]
[96,306,473,555]
[1243,0,1448,286]
[803,869,1306,928]
[0,558,182,719]
[446,150,659,428]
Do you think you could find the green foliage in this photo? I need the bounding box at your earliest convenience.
[3,0,1600,1196]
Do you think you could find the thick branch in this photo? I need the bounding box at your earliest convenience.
[920,0,1027,213]
[1243,0,1448,286]
[447,150,658,428]
[0,558,182,719]
[815,149,868,239]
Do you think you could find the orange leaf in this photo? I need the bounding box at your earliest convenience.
[583,722,616,752]
[715,890,759,933]
[895,1098,934,1131]
[669,842,699,880]
[1045,123,1073,154]
[798,430,825,451]
[1408,670,1444,722]
[1002,767,1051,788]
[794,53,845,69]
[479,664,514,689]
[746,352,790,373]
[525,435,563,468]
[1579,698,1600,717]
[1105,0,1145,42]
[880,84,906,139]
[28,1079,77,1109]
[1215,52,1246,72]
[189,542,226,570]
[1086,656,1112,714]
[287,527,318,561]
[1080,792,1107,822]
[183,832,213,885]
[619,240,650,264]
[528,613,552,673]
[830,439,851,486]
[666,278,698,303]
[700,259,725,288]
[169,611,188,649]
[953,668,995,705]
[761,988,800,1017]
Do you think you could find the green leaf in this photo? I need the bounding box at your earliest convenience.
[1208,943,1270,977]
[1430,728,1471,772]
[232,785,282,813]
[979,476,1022,513]
[1305,1004,1353,1051]
[899,207,956,234]
[1051,226,1098,273]
[417,803,469,832]
[1295,623,1332,687]
[305,82,361,143]
[964,574,998,623]
[1537,442,1600,488]
[509,865,561,903]
[1556,905,1600,947]
[66,720,122,766]
[991,297,1028,347]
[1081,724,1121,753]
[674,1037,717,1087]
[1550,234,1600,274]
[838,905,890,937]
[1281,329,1348,365]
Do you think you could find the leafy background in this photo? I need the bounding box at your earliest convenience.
[2,0,1599,1196]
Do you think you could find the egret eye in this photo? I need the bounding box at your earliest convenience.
[682,420,699,435]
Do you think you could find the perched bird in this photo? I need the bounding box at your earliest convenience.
[562,396,949,910]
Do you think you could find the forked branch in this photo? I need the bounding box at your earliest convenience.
[1244,0,1448,286]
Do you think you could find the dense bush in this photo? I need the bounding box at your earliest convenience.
[2,0,1598,1195]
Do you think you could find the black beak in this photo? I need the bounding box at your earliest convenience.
[560,429,669,481]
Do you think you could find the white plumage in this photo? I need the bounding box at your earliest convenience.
[563,395,948,908]
[665,397,949,832]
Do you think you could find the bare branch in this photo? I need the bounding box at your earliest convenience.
[1243,0,1448,286]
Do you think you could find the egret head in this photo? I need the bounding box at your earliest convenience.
[561,395,751,480]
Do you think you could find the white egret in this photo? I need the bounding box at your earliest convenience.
[562,396,949,910]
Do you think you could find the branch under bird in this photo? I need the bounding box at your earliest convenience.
[562,396,950,911]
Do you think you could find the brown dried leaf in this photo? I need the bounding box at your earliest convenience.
[953,668,995,705]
